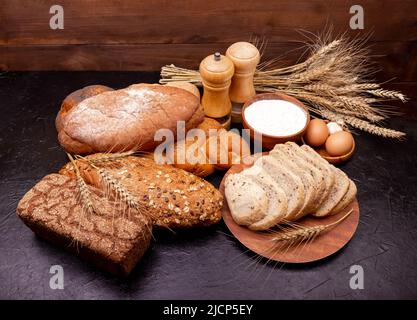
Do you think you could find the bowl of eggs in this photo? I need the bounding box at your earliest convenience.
[302,118,355,164]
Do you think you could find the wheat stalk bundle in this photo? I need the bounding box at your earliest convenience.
[160,32,407,138]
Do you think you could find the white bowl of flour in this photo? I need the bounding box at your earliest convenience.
[242,93,310,149]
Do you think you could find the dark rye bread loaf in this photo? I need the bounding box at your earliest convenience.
[57,84,204,154]
[16,174,152,277]
[59,155,223,229]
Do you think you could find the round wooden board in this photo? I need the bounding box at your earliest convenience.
[219,154,360,263]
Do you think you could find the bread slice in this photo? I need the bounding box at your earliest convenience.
[287,143,335,209]
[300,145,350,217]
[269,147,316,218]
[251,155,305,221]
[225,173,268,227]
[272,143,327,213]
[271,144,325,212]
[330,179,357,215]
[314,167,349,216]
[241,166,288,230]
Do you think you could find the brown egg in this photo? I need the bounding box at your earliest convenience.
[325,131,354,156]
[304,119,329,147]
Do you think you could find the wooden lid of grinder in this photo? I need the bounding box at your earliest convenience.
[199,52,234,86]
[226,42,260,69]
[226,42,260,105]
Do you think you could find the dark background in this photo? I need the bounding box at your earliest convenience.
[1,0,417,300]
[0,72,416,299]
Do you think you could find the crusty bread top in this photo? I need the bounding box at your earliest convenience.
[58,84,204,154]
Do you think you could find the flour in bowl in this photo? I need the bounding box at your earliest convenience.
[244,99,307,136]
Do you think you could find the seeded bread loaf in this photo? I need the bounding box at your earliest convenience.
[16,174,152,277]
[57,84,204,154]
[59,154,223,229]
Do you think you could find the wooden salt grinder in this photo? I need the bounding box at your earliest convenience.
[226,42,260,123]
[199,52,235,128]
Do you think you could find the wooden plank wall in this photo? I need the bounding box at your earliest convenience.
[0,0,416,95]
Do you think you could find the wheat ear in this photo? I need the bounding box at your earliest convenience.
[82,150,137,165]
[366,89,407,102]
[66,153,95,216]
[271,209,353,243]
[320,109,405,139]
[92,163,142,211]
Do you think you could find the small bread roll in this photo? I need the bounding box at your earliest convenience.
[172,139,215,178]
[169,117,219,177]
[205,129,251,170]
[166,81,200,99]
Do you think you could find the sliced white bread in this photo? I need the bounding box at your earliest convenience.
[289,142,335,210]
[225,173,268,226]
[268,148,316,219]
[278,142,335,213]
[330,179,357,215]
[300,145,350,217]
[251,155,305,221]
[272,144,325,212]
[241,166,288,230]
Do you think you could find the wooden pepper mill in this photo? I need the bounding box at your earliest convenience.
[199,52,235,129]
[226,42,260,123]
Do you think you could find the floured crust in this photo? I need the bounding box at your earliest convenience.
[57,84,204,154]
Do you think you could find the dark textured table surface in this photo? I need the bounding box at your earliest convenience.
[1,72,416,300]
